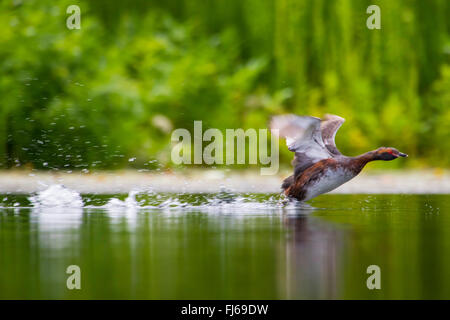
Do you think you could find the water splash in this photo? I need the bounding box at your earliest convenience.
[104,189,140,212]
[19,184,312,213]
[28,184,83,208]
[99,188,311,214]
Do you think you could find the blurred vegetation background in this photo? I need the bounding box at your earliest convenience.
[0,0,449,171]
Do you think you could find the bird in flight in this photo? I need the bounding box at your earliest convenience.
[270,114,407,201]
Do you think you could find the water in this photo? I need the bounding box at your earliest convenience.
[0,186,449,299]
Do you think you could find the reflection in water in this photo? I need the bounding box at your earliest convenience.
[34,207,83,249]
[283,214,340,299]
[0,194,449,299]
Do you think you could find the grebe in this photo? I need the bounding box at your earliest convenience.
[271,114,407,201]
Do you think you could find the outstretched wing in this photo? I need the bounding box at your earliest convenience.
[270,115,331,170]
[320,114,345,156]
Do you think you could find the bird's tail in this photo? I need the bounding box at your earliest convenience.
[281,175,294,191]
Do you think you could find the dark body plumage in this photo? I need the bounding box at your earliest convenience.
[271,114,407,201]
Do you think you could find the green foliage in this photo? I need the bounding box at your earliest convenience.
[0,0,448,169]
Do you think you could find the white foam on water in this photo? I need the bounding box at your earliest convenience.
[103,189,140,212]
[22,185,313,214]
[106,190,313,214]
[28,184,84,208]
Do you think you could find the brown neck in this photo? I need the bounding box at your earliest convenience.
[349,151,378,173]
[358,150,378,163]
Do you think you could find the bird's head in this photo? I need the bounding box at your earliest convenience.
[374,147,408,161]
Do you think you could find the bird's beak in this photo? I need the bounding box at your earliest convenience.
[398,152,408,157]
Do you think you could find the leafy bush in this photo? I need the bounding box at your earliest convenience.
[0,0,448,170]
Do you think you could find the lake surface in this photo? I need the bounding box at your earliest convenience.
[0,189,449,299]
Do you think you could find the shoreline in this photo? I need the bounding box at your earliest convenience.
[0,169,448,194]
